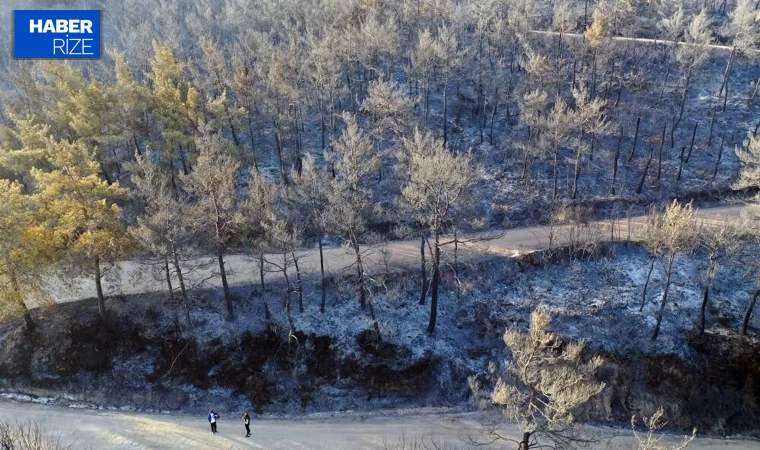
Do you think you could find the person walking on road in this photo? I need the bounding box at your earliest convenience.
[242,412,251,437]
[208,409,219,433]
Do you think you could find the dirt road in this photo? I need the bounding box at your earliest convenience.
[0,401,755,450]
[43,203,751,304]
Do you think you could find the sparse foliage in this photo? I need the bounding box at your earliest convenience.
[631,407,696,450]
[642,201,699,340]
[486,308,605,450]
[0,420,72,450]
[400,129,477,333]
[182,129,241,320]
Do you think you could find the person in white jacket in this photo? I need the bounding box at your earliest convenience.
[207,409,219,433]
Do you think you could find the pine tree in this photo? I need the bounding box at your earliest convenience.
[182,129,241,321]
[485,308,605,450]
[130,155,193,315]
[544,97,572,200]
[231,49,264,170]
[306,29,343,150]
[673,10,712,130]
[261,211,302,330]
[697,223,739,333]
[718,0,760,111]
[569,86,609,199]
[735,132,760,334]
[195,37,244,148]
[241,168,278,319]
[0,116,52,187]
[290,158,330,312]
[642,201,699,341]
[324,113,380,309]
[33,138,132,322]
[0,180,59,329]
[400,129,477,333]
[110,52,152,159]
[130,154,200,373]
[148,41,201,178]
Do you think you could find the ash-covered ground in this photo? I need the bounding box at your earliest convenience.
[1,242,758,436]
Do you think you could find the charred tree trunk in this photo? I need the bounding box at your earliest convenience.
[454,233,461,301]
[627,116,641,162]
[677,146,686,181]
[282,265,295,330]
[742,288,760,336]
[584,0,589,27]
[611,127,623,195]
[676,67,692,128]
[700,248,718,334]
[427,230,441,334]
[657,122,667,180]
[95,255,107,321]
[443,78,449,147]
[172,244,189,308]
[319,237,326,313]
[652,254,675,341]
[293,252,304,313]
[353,240,366,308]
[591,49,597,97]
[228,117,240,147]
[19,300,34,330]
[685,122,698,164]
[699,283,711,334]
[133,135,142,157]
[171,245,199,376]
[723,64,732,112]
[636,147,653,194]
[247,116,259,174]
[519,431,531,450]
[572,145,582,199]
[165,258,175,303]
[259,252,270,320]
[424,75,431,125]
[552,145,559,200]
[640,256,656,311]
[712,135,725,181]
[490,87,498,145]
[320,96,326,150]
[615,66,624,107]
[218,248,234,321]
[718,47,735,100]
[419,234,428,305]
[273,121,288,185]
[178,147,189,176]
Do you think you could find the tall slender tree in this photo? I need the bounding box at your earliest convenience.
[290,158,330,312]
[324,113,380,309]
[33,138,133,322]
[400,129,477,333]
[735,131,760,334]
[182,129,241,320]
[642,201,699,341]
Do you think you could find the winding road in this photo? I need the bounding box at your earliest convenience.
[0,400,756,450]
[43,203,752,305]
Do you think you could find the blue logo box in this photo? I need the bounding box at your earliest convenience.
[14,10,100,59]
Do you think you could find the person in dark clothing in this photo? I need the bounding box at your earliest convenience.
[242,412,251,437]
[208,409,219,433]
